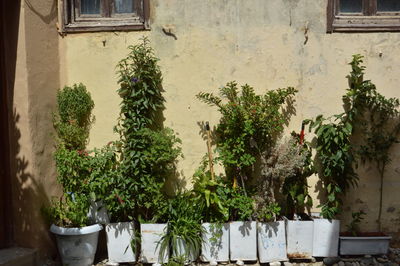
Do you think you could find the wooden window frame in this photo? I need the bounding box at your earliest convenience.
[60,0,150,33]
[327,0,400,33]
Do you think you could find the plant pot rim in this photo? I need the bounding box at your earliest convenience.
[50,223,102,236]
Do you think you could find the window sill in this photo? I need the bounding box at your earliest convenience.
[62,21,150,33]
[330,15,400,32]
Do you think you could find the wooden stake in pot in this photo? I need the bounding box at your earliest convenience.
[205,122,215,181]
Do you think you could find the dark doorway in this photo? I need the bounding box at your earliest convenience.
[0,0,21,248]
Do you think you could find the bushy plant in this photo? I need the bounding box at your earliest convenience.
[43,193,90,228]
[44,83,95,228]
[53,83,94,150]
[197,82,297,190]
[258,133,313,219]
[115,38,182,223]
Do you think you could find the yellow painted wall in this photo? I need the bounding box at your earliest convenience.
[60,0,400,235]
[10,0,400,260]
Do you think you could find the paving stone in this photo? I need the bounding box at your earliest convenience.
[323,258,341,266]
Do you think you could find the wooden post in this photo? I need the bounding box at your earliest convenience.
[205,122,215,180]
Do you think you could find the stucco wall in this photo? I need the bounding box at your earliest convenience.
[11,0,400,259]
[9,0,60,262]
[59,0,400,236]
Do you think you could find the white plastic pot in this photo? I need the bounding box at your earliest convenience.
[339,235,392,255]
[257,221,287,263]
[201,223,229,263]
[312,218,340,257]
[141,223,168,264]
[105,222,136,263]
[50,223,102,266]
[285,217,314,259]
[229,221,257,262]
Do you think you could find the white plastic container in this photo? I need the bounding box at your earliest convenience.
[141,223,168,263]
[201,223,229,263]
[105,222,136,263]
[50,223,102,266]
[285,218,314,259]
[339,235,392,255]
[312,218,340,257]
[229,221,257,262]
[257,221,287,263]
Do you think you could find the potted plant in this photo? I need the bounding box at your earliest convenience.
[44,83,102,266]
[197,82,297,263]
[159,193,205,264]
[340,210,391,255]
[193,158,230,264]
[111,38,182,265]
[337,55,398,255]
[259,132,314,260]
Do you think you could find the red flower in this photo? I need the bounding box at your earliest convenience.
[115,194,124,204]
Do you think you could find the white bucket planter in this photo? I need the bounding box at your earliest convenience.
[285,217,314,259]
[141,223,168,264]
[50,223,102,266]
[339,235,392,255]
[257,221,287,263]
[312,218,340,257]
[201,223,229,263]
[88,200,109,224]
[229,221,257,262]
[105,222,136,263]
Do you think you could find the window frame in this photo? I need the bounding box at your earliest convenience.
[60,0,150,33]
[327,0,400,33]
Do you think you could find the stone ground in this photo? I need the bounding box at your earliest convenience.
[94,248,400,266]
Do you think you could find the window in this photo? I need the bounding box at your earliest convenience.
[327,0,400,32]
[61,0,150,33]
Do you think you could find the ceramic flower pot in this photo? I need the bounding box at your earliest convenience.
[312,218,340,257]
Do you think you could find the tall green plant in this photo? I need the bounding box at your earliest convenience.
[197,82,297,189]
[343,54,400,230]
[115,38,182,222]
[307,114,358,219]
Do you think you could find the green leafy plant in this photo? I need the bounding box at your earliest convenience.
[42,193,90,228]
[53,83,94,151]
[162,255,186,266]
[115,38,182,223]
[192,157,229,223]
[158,193,205,262]
[44,83,95,228]
[307,113,358,219]
[343,54,400,231]
[197,82,297,190]
[260,133,313,219]
[346,210,366,236]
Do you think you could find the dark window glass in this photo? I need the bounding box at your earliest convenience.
[340,0,363,13]
[81,0,101,14]
[115,0,134,13]
[378,0,400,12]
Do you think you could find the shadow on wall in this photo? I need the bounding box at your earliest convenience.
[3,0,61,263]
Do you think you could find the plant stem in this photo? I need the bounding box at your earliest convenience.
[377,162,385,232]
